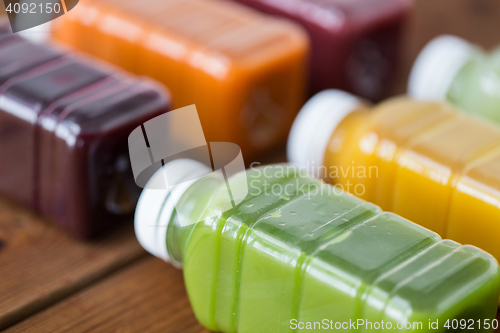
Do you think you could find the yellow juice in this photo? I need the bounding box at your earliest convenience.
[392,114,500,235]
[289,90,500,265]
[448,149,500,261]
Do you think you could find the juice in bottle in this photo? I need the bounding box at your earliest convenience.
[135,159,500,333]
[288,89,500,264]
[409,35,500,124]
[0,35,171,237]
[0,38,62,84]
[52,0,309,160]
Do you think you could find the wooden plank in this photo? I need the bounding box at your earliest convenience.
[0,197,145,330]
[5,254,500,333]
[389,0,500,95]
[4,256,209,333]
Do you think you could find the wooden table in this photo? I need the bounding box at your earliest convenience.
[1,0,500,331]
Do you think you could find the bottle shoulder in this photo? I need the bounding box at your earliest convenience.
[448,52,500,121]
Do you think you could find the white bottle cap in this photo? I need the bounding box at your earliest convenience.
[287,89,363,175]
[408,35,477,101]
[134,159,211,263]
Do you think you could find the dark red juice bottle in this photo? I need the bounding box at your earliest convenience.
[0,39,63,85]
[0,24,20,45]
[0,57,109,208]
[37,75,127,226]
[47,81,169,237]
[0,35,171,237]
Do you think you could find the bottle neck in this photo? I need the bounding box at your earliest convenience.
[408,35,478,101]
[322,108,369,182]
[288,90,367,177]
[165,170,226,268]
[134,159,214,264]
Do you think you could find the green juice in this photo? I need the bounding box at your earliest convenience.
[136,162,500,333]
[447,49,500,124]
[410,35,500,125]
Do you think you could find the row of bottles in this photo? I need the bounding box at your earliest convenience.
[50,0,500,156]
[117,4,500,332]
[132,34,500,331]
[4,1,500,331]
[289,90,500,266]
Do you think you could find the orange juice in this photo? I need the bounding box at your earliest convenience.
[288,90,500,262]
[52,0,308,159]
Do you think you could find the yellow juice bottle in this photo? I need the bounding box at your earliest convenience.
[288,90,500,262]
[448,148,500,261]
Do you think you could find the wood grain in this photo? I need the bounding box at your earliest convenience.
[0,197,145,330]
[4,257,209,333]
[5,253,500,333]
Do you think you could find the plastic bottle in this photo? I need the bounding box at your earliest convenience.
[0,31,170,237]
[409,35,500,124]
[52,0,308,159]
[288,90,500,265]
[135,159,500,333]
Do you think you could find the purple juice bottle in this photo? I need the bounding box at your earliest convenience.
[43,80,169,237]
[0,35,171,237]
[0,56,110,208]
[0,39,62,85]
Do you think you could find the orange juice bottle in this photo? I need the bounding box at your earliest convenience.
[288,90,500,262]
[52,0,308,160]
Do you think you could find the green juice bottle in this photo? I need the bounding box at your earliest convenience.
[409,35,500,124]
[135,159,500,333]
